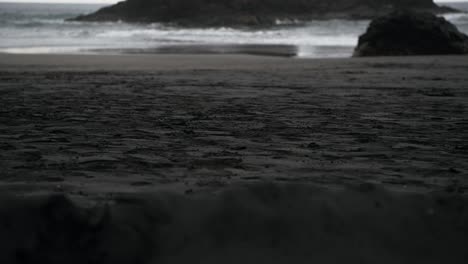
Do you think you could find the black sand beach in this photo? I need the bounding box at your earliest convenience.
[0,53,467,263]
[1,53,467,193]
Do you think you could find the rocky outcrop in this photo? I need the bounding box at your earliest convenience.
[354,11,468,57]
[71,0,457,27]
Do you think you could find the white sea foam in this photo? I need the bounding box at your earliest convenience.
[1,2,468,58]
[0,18,365,57]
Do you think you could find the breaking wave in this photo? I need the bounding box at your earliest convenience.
[1,2,468,58]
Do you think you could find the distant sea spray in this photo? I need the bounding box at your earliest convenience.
[0,2,467,58]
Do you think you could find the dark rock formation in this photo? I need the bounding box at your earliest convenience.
[71,0,457,27]
[354,11,468,57]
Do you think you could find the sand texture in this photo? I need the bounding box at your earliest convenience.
[1,183,468,264]
[0,54,468,194]
[0,54,468,263]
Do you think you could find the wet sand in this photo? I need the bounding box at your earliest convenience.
[92,44,299,57]
[0,53,467,263]
[0,53,467,194]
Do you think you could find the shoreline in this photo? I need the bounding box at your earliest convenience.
[1,52,468,70]
[0,44,301,58]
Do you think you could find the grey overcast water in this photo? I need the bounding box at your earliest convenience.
[0,1,467,57]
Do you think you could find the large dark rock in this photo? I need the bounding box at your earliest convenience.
[354,11,468,56]
[71,0,456,27]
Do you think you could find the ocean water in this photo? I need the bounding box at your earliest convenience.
[0,2,467,58]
